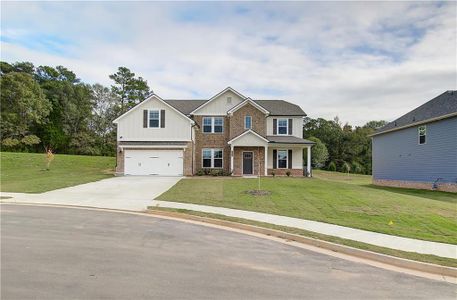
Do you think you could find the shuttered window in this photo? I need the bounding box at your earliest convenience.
[277,119,288,135]
[149,110,160,128]
[277,150,288,168]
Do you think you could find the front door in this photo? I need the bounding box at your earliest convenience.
[243,152,253,175]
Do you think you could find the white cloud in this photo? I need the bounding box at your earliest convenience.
[1,1,456,125]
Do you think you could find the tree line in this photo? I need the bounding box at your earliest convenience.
[1,60,386,174]
[0,61,150,156]
[304,117,387,174]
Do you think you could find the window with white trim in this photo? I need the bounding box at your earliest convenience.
[277,119,288,135]
[202,148,223,168]
[202,117,224,133]
[214,117,224,133]
[203,117,212,133]
[149,110,160,128]
[245,116,252,129]
[277,150,288,168]
[418,125,426,144]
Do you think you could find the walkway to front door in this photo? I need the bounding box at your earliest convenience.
[243,152,253,175]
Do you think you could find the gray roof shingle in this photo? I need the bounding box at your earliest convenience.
[267,136,315,144]
[164,100,207,115]
[253,100,306,116]
[374,91,457,135]
[164,99,306,116]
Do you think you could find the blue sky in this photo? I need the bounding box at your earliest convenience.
[1,1,456,125]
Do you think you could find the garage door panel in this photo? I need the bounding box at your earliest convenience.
[124,150,183,176]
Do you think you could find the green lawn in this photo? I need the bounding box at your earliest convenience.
[157,170,457,244]
[1,152,115,193]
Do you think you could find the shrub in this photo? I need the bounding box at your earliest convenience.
[21,135,41,146]
[222,170,232,176]
[196,169,205,176]
[341,161,351,173]
[210,169,224,176]
[286,171,291,177]
[351,161,364,174]
[271,171,276,177]
[328,161,336,171]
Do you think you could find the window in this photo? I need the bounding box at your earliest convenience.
[277,150,288,168]
[227,97,232,104]
[202,149,223,168]
[202,117,224,133]
[277,119,288,135]
[202,149,212,167]
[245,116,252,129]
[149,110,160,128]
[214,117,224,133]
[418,125,426,144]
[203,117,212,133]
[213,149,223,167]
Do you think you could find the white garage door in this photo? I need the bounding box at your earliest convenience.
[124,149,183,176]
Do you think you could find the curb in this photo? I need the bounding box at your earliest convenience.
[147,209,457,279]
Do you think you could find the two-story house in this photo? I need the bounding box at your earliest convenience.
[113,87,314,177]
[371,90,457,192]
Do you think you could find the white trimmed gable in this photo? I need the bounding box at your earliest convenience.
[116,95,193,142]
[191,88,246,115]
[228,130,269,147]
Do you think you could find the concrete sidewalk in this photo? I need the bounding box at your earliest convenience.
[149,200,457,260]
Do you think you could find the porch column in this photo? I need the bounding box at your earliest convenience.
[306,146,311,177]
[230,145,234,174]
[264,146,268,176]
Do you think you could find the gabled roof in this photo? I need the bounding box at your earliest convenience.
[228,129,269,144]
[189,87,247,114]
[163,100,207,115]
[112,94,195,124]
[254,100,306,116]
[165,99,306,116]
[372,90,457,136]
[227,98,270,115]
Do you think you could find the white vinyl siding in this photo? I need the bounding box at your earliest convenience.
[266,116,303,137]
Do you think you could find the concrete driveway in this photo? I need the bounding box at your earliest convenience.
[0,176,181,211]
[2,204,455,300]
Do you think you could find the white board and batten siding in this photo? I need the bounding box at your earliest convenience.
[192,90,244,115]
[117,96,192,142]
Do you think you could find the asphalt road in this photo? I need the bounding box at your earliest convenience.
[1,204,455,299]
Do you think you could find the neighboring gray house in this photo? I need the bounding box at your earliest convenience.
[371,91,457,193]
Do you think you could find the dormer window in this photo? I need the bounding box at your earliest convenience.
[418,125,426,144]
[277,119,288,135]
[245,116,252,129]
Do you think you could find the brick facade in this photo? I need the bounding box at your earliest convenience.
[233,146,266,176]
[230,103,266,139]
[193,115,231,174]
[267,168,303,177]
[373,179,457,193]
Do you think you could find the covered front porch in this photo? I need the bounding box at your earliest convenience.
[228,130,313,177]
